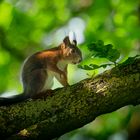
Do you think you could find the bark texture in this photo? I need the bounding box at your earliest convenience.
[0,58,140,140]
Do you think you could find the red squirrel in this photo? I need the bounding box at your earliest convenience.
[0,35,82,106]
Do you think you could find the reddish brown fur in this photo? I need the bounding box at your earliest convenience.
[0,36,82,105]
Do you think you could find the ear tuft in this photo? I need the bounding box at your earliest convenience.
[63,36,71,45]
[72,32,76,41]
[69,31,77,46]
[72,40,77,46]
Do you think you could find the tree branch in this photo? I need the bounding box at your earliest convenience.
[0,58,140,140]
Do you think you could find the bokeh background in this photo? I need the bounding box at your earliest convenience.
[0,0,140,140]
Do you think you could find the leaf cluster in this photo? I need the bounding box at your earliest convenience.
[88,40,120,63]
[78,40,120,71]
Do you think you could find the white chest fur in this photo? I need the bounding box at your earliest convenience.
[42,60,69,91]
[42,70,54,91]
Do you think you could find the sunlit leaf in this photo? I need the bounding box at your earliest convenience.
[78,63,113,70]
[88,40,120,63]
[120,55,140,66]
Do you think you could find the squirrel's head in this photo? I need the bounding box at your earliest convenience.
[60,35,82,64]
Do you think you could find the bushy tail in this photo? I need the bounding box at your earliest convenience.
[0,93,30,106]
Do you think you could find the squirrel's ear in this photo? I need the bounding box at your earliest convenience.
[69,31,77,46]
[63,36,71,46]
[72,40,77,46]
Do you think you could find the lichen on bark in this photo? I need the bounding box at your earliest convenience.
[0,58,140,140]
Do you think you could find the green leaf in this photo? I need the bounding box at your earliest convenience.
[88,40,104,52]
[78,63,113,70]
[97,40,104,46]
[120,55,140,66]
[78,65,94,70]
[88,40,120,63]
[89,64,100,69]
[104,44,113,52]
[106,49,120,62]
[88,43,99,52]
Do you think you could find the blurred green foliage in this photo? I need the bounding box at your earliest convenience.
[0,0,140,139]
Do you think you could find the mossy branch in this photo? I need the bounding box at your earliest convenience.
[0,58,140,140]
